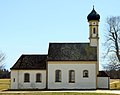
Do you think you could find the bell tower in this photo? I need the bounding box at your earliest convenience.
[87,6,100,47]
[87,6,100,75]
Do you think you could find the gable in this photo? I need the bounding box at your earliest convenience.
[48,43,97,61]
[10,55,47,70]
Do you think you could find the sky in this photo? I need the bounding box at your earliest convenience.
[0,0,120,70]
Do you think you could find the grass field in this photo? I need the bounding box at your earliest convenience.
[110,79,120,89]
[0,92,118,95]
[0,79,10,91]
[0,79,119,95]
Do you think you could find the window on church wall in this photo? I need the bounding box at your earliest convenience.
[36,73,42,82]
[13,78,15,82]
[93,27,96,34]
[55,70,61,82]
[69,70,75,83]
[83,70,89,78]
[24,73,30,82]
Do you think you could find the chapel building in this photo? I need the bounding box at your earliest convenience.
[10,7,110,90]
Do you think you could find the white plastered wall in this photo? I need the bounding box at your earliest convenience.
[11,70,18,89]
[11,70,46,89]
[98,77,110,89]
[48,61,97,89]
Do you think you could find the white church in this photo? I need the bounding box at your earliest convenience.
[10,7,110,90]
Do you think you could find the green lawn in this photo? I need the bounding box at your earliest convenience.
[0,92,118,95]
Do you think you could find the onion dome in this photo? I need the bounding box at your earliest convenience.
[87,6,100,21]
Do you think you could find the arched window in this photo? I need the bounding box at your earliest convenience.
[36,73,42,82]
[83,70,89,78]
[24,73,30,82]
[69,70,75,83]
[93,27,96,34]
[55,70,61,82]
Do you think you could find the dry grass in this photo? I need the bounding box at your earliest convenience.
[110,79,120,89]
[110,79,120,83]
[0,79,10,90]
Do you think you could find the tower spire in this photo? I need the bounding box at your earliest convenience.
[93,5,94,9]
[92,0,95,8]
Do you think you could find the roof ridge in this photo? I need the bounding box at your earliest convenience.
[49,42,90,44]
[22,54,48,56]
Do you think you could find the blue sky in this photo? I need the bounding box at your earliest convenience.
[0,0,120,70]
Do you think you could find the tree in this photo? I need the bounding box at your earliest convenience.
[0,52,5,70]
[0,69,10,79]
[103,16,120,70]
[0,52,6,79]
[103,54,120,70]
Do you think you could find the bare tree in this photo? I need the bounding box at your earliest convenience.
[103,54,120,70]
[104,16,120,64]
[0,52,5,70]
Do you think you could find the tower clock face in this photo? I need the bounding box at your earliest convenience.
[92,22,96,25]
